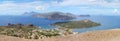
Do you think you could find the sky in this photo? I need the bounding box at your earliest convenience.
[0,0,120,15]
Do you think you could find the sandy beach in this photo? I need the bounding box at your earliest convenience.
[0,29,120,41]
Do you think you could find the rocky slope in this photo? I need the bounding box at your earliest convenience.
[1,29,120,41]
[0,23,74,39]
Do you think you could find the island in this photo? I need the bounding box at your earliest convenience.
[79,15,90,17]
[51,19,100,29]
[31,12,76,20]
[23,11,39,16]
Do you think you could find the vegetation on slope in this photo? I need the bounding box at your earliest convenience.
[0,24,60,39]
[0,23,74,39]
[51,19,100,29]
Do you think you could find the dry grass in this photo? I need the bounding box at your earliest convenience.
[1,29,120,41]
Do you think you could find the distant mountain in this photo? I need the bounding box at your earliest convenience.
[79,15,90,17]
[23,11,39,16]
[32,12,76,20]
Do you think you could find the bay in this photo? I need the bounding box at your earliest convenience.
[0,15,120,32]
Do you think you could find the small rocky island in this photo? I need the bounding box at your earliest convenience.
[51,19,100,29]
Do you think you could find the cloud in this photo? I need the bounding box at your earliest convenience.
[56,0,120,8]
[113,9,119,13]
[0,0,120,15]
[35,6,46,10]
[0,1,51,15]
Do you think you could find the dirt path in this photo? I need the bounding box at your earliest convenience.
[1,29,120,41]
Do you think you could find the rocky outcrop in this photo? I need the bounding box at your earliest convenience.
[7,23,37,28]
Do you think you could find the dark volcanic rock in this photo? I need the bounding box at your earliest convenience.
[7,23,37,28]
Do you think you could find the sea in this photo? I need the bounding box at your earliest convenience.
[0,15,120,32]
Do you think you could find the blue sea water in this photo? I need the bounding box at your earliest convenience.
[0,16,66,29]
[0,15,120,32]
[73,16,120,32]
